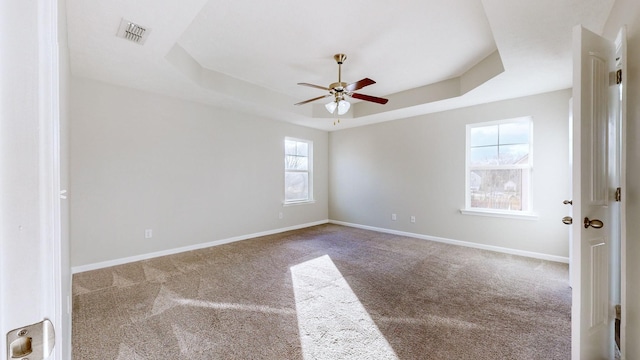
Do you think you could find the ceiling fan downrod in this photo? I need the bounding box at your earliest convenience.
[335,53,346,85]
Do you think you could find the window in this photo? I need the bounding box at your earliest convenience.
[464,117,533,216]
[284,137,313,204]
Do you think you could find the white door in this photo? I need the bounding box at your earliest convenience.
[0,1,64,359]
[571,25,626,360]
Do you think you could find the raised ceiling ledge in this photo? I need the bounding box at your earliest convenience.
[166,43,503,122]
[345,50,504,119]
[165,44,311,118]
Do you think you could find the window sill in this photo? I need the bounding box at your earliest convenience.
[459,208,538,220]
[283,200,316,207]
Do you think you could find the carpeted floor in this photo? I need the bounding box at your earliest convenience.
[72,224,571,359]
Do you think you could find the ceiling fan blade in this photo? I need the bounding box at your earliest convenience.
[349,92,389,105]
[297,82,331,91]
[294,94,332,105]
[345,78,376,92]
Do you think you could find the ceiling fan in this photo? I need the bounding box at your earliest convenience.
[294,54,389,115]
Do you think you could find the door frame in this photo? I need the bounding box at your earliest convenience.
[42,0,65,358]
[614,26,628,359]
[0,0,65,359]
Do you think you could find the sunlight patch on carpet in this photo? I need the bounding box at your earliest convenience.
[175,298,296,316]
[376,314,481,329]
[291,255,398,360]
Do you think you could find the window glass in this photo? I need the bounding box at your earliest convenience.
[469,169,524,211]
[499,122,530,144]
[470,125,498,147]
[284,138,312,203]
[470,146,498,166]
[498,144,529,165]
[285,173,309,202]
[466,118,532,214]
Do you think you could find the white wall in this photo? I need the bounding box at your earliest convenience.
[603,0,640,357]
[70,78,328,267]
[329,89,571,258]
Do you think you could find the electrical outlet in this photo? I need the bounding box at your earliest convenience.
[391,213,397,221]
[279,212,283,219]
[410,216,416,223]
[145,229,153,238]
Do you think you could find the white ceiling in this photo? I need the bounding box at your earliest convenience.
[66,0,615,131]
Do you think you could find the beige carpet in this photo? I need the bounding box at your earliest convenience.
[72,224,571,359]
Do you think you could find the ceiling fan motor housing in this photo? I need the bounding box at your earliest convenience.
[330,82,347,92]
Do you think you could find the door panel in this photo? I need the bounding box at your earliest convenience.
[572,25,627,360]
[571,25,615,360]
[589,239,607,328]
[587,53,608,206]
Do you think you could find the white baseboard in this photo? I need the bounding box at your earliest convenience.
[329,220,569,264]
[71,220,329,274]
[72,218,568,274]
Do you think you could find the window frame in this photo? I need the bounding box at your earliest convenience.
[284,137,314,205]
[462,117,537,219]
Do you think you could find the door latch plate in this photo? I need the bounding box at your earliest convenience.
[6,319,54,360]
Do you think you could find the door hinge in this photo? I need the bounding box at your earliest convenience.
[610,69,622,86]
[615,187,622,202]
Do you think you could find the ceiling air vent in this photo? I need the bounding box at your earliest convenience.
[116,18,150,45]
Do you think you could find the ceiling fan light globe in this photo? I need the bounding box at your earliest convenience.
[337,100,350,115]
[325,101,337,114]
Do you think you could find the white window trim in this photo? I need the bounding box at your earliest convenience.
[459,208,538,220]
[283,199,316,207]
[284,137,314,205]
[462,116,535,218]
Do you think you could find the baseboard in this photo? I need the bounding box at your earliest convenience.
[329,220,569,264]
[71,220,329,274]
[72,218,568,274]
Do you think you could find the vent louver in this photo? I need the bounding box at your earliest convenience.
[116,19,150,45]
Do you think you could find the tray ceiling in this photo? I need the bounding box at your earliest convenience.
[66,0,615,131]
